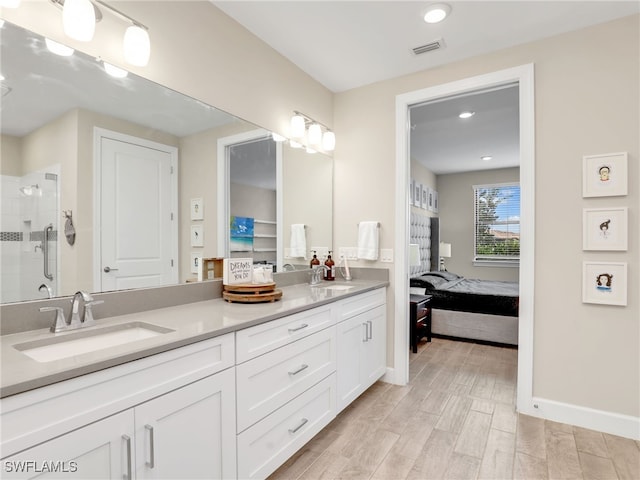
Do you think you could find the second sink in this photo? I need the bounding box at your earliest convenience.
[14,322,174,363]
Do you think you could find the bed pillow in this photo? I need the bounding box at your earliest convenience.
[424,270,461,282]
[410,274,449,290]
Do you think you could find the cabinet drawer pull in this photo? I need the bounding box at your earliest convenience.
[288,323,309,333]
[122,434,132,480]
[288,417,308,434]
[367,320,373,340]
[288,364,309,376]
[145,424,155,469]
[362,323,368,342]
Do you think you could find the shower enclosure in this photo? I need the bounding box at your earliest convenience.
[0,168,60,303]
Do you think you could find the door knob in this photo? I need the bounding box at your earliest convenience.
[103,266,119,273]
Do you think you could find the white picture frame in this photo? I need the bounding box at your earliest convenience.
[583,207,628,251]
[427,187,435,211]
[410,179,416,205]
[433,190,439,213]
[190,225,204,247]
[190,198,204,220]
[420,184,428,210]
[190,252,200,274]
[582,261,627,306]
[582,152,628,198]
[414,182,422,207]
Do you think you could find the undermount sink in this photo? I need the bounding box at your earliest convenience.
[319,284,354,291]
[14,322,175,363]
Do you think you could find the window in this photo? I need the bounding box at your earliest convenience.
[474,183,520,264]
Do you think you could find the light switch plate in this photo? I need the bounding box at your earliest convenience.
[380,248,393,263]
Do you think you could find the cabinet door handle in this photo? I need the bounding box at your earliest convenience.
[145,424,155,469]
[122,434,132,480]
[367,320,373,340]
[288,323,309,333]
[288,418,308,434]
[362,323,368,342]
[288,364,309,376]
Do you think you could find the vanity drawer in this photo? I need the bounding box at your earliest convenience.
[236,304,334,363]
[236,326,336,432]
[336,287,386,322]
[237,373,336,480]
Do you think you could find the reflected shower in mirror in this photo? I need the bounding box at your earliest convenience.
[0,20,333,304]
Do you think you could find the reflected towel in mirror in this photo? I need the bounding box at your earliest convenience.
[290,224,307,258]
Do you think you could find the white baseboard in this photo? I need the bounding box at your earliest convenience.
[382,367,398,385]
[522,397,640,441]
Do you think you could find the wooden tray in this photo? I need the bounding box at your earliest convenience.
[223,283,276,294]
[223,289,282,303]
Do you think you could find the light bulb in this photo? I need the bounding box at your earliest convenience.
[45,38,75,57]
[308,123,322,145]
[123,25,151,67]
[62,0,96,42]
[322,131,336,151]
[290,114,306,138]
[103,62,128,78]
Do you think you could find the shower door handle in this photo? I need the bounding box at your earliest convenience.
[43,224,53,280]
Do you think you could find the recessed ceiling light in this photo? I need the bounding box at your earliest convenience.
[481,155,493,161]
[424,3,451,24]
[459,111,475,119]
[45,38,75,57]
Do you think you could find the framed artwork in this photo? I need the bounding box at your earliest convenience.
[190,198,204,220]
[427,188,435,212]
[433,190,439,213]
[420,184,428,210]
[410,179,415,205]
[582,261,627,306]
[583,152,627,197]
[414,182,422,207]
[190,225,204,247]
[190,252,200,274]
[583,207,628,251]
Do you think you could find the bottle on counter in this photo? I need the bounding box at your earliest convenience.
[310,250,320,268]
[324,251,335,281]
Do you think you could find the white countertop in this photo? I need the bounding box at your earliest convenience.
[0,280,387,398]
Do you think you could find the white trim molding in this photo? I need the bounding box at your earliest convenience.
[530,397,640,441]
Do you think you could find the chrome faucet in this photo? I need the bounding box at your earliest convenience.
[40,290,104,333]
[309,265,329,286]
[39,283,53,299]
[282,263,296,272]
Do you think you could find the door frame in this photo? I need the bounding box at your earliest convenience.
[393,64,536,415]
[216,129,283,268]
[93,127,179,292]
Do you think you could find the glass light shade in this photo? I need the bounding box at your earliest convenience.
[0,0,21,8]
[45,38,75,57]
[424,4,451,24]
[62,0,96,42]
[290,114,306,138]
[123,25,151,67]
[439,242,452,258]
[103,62,128,78]
[271,132,286,142]
[322,131,336,151]
[308,123,322,145]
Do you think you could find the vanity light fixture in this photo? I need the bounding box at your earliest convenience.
[423,3,451,24]
[50,0,151,67]
[103,61,128,78]
[290,111,336,151]
[481,155,493,161]
[459,111,475,119]
[45,38,75,56]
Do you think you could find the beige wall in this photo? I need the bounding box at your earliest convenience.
[437,167,520,281]
[335,15,639,418]
[0,135,22,176]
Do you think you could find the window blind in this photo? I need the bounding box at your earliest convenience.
[473,183,520,262]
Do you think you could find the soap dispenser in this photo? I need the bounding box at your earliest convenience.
[310,250,320,268]
[324,251,335,281]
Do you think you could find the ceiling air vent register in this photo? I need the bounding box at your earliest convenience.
[412,38,446,55]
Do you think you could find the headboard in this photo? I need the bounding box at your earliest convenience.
[410,212,439,277]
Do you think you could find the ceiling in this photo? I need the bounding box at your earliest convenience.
[214,1,638,174]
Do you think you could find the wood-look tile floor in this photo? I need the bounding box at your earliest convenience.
[269,338,640,480]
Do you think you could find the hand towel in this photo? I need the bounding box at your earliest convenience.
[357,221,379,260]
[290,224,306,258]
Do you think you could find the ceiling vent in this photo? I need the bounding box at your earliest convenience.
[412,38,446,55]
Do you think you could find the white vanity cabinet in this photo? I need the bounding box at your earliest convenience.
[0,334,236,480]
[336,287,387,412]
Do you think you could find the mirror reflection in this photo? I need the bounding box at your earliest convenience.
[0,21,333,304]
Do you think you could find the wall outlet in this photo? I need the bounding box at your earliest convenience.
[338,247,358,260]
[380,248,394,263]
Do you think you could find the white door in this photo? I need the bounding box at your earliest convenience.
[1,410,135,480]
[134,369,237,480]
[98,131,178,292]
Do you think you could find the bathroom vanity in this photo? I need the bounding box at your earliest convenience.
[0,280,387,479]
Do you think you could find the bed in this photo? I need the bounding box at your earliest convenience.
[409,213,519,346]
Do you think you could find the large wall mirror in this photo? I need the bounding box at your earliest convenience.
[0,20,333,304]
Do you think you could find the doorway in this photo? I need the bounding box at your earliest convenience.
[394,64,536,415]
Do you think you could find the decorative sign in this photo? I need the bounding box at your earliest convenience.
[223,258,253,285]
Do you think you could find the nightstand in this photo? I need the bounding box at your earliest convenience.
[410,294,432,353]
